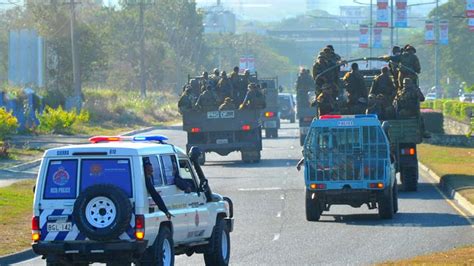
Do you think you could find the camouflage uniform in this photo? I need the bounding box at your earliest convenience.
[178,88,195,114]
[316,86,335,116]
[370,69,396,105]
[195,86,219,111]
[394,79,424,118]
[217,72,234,101]
[219,97,236,111]
[398,46,421,89]
[343,69,367,107]
[240,83,266,110]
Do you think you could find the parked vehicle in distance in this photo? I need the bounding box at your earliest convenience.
[278,93,296,123]
[425,93,437,101]
[459,93,474,103]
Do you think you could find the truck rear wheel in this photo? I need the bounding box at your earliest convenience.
[241,150,260,163]
[393,179,399,214]
[378,187,394,219]
[401,166,418,191]
[305,190,321,221]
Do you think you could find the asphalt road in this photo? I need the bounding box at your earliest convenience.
[14,122,474,265]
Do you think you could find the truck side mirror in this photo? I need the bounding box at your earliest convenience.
[188,146,202,163]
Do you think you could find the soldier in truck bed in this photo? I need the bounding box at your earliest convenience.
[370,66,396,104]
[178,86,196,114]
[195,85,219,111]
[239,83,266,110]
[219,97,236,111]
[343,63,367,111]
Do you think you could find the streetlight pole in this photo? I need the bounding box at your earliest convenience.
[139,1,146,98]
[434,0,440,97]
[369,0,373,68]
[390,0,394,48]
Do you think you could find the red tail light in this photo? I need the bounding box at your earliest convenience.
[242,125,251,131]
[401,148,416,156]
[369,183,384,189]
[191,127,201,133]
[310,183,326,189]
[135,215,145,240]
[32,216,40,242]
[264,111,275,118]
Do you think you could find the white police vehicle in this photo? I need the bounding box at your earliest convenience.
[31,135,233,266]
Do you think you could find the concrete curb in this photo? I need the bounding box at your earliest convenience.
[419,162,474,216]
[0,248,36,266]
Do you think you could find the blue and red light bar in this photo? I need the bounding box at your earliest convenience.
[89,135,168,144]
[319,114,378,120]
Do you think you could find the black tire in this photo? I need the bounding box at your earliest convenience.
[241,150,260,163]
[204,218,230,266]
[272,129,279,138]
[378,188,394,219]
[73,184,132,241]
[305,190,321,221]
[152,226,175,266]
[393,179,399,214]
[401,166,418,191]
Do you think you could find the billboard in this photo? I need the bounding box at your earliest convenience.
[373,28,383,48]
[395,0,408,28]
[376,0,389,27]
[439,20,449,45]
[424,20,435,44]
[239,57,256,73]
[359,25,369,48]
[467,0,474,18]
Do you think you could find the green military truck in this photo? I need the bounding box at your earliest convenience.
[259,77,280,138]
[182,109,262,164]
[296,87,317,146]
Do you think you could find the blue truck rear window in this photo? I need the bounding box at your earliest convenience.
[43,160,78,199]
[80,159,133,197]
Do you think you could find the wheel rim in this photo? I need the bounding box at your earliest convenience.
[162,238,172,266]
[85,196,116,228]
[221,231,229,260]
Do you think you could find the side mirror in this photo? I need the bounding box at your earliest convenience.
[188,146,202,162]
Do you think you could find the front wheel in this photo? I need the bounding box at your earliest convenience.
[204,218,231,266]
[153,226,175,266]
[305,190,321,221]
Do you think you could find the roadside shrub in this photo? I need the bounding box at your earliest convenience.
[0,108,19,140]
[0,108,19,158]
[36,106,89,135]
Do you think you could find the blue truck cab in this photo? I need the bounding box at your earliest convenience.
[303,114,398,221]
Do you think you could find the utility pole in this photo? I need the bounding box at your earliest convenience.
[70,0,81,110]
[390,0,394,47]
[369,0,373,68]
[434,0,440,97]
[139,1,146,98]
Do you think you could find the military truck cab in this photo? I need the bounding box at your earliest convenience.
[303,114,398,221]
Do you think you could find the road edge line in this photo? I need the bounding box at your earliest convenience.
[0,248,36,266]
[419,162,474,219]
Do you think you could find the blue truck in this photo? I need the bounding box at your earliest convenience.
[303,114,398,221]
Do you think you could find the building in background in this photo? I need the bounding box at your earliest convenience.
[339,6,369,25]
[202,1,236,34]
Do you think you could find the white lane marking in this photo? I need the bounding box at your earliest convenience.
[238,187,282,191]
[280,194,285,200]
[276,211,281,218]
[272,233,280,241]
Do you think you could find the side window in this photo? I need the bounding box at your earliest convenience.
[178,159,198,192]
[143,156,163,186]
[160,155,178,185]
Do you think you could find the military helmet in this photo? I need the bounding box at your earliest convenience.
[221,71,227,77]
[213,68,219,75]
[244,69,250,75]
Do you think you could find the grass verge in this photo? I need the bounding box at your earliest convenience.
[0,180,35,256]
[417,144,474,204]
[380,245,474,265]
